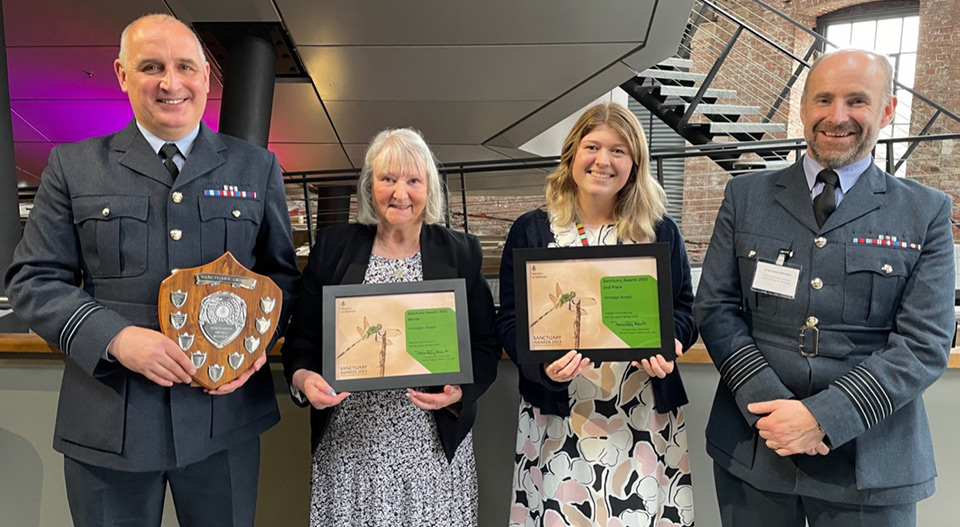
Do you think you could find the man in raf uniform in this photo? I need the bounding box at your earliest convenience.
[4,14,299,527]
[695,49,954,526]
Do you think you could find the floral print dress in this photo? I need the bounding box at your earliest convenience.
[509,223,694,527]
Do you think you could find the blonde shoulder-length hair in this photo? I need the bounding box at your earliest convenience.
[544,103,666,242]
[356,128,446,225]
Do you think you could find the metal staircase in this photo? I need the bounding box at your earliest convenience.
[623,55,791,173]
[621,0,960,177]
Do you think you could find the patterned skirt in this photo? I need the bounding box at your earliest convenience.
[509,363,694,527]
[310,389,478,526]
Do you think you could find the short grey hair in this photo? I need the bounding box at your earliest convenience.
[356,128,446,225]
[803,48,894,104]
[118,14,207,67]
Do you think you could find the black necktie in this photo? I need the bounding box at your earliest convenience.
[159,143,180,180]
[812,169,839,228]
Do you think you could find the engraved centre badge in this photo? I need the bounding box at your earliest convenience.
[158,252,283,390]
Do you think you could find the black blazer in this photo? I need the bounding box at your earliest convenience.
[281,222,500,462]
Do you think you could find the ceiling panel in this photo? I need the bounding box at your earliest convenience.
[2,0,697,194]
[483,145,553,161]
[621,0,697,73]
[487,61,640,149]
[12,100,135,143]
[7,47,223,101]
[268,82,337,143]
[12,100,223,143]
[278,0,654,46]
[268,143,352,172]
[325,100,543,144]
[11,112,48,143]
[3,0,170,46]
[300,43,637,102]
[7,47,124,100]
[13,142,56,179]
[167,0,279,22]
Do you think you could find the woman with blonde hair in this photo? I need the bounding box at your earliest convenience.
[497,103,697,526]
[282,128,501,526]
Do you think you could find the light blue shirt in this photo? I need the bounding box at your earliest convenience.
[803,154,874,207]
[136,122,200,171]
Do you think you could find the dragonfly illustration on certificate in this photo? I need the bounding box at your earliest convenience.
[530,283,597,349]
[338,316,403,376]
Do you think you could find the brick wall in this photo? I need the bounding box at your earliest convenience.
[457,0,959,263]
[679,0,960,262]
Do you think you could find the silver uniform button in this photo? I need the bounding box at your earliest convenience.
[814,236,827,248]
[747,250,757,259]
[811,277,823,290]
[170,229,182,241]
[881,264,893,274]
[232,209,241,218]
[806,316,819,326]
[101,207,110,217]
[172,192,183,203]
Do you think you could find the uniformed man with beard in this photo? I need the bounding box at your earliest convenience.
[695,49,954,526]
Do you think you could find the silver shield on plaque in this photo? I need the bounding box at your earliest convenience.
[198,292,247,349]
[208,364,225,382]
[228,352,244,370]
[178,333,194,351]
[260,297,276,314]
[255,317,270,334]
[170,290,187,309]
[244,336,260,354]
[171,312,187,330]
[190,351,207,369]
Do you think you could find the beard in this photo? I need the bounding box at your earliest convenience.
[806,119,879,169]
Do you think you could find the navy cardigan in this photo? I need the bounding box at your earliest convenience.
[496,208,697,416]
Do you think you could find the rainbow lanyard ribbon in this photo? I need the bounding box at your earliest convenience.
[575,221,623,246]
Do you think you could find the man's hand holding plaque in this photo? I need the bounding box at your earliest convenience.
[158,252,283,390]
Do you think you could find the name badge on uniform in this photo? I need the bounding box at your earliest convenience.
[751,249,800,300]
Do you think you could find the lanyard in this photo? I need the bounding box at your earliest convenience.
[575,222,623,246]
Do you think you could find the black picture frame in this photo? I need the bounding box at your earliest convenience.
[322,279,473,392]
[514,243,675,364]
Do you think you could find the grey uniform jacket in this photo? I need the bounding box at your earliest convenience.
[694,159,954,505]
[4,120,300,471]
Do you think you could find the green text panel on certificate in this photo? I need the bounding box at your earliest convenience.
[600,275,661,348]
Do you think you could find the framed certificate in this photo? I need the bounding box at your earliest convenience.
[514,243,675,364]
[322,279,473,392]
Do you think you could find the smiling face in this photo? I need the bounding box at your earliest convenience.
[114,17,210,141]
[372,160,427,228]
[801,50,897,168]
[571,123,634,207]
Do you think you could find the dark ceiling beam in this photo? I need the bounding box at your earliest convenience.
[0,0,28,331]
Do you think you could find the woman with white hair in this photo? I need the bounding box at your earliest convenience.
[281,128,500,526]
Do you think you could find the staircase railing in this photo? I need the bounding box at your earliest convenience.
[625,0,960,175]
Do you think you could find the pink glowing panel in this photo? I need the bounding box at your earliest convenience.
[7,47,125,101]
[11,112,48,143]
[11,99,222,144]
[6,47,224,101]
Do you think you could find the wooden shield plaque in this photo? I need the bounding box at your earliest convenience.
[158,252,282,389]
